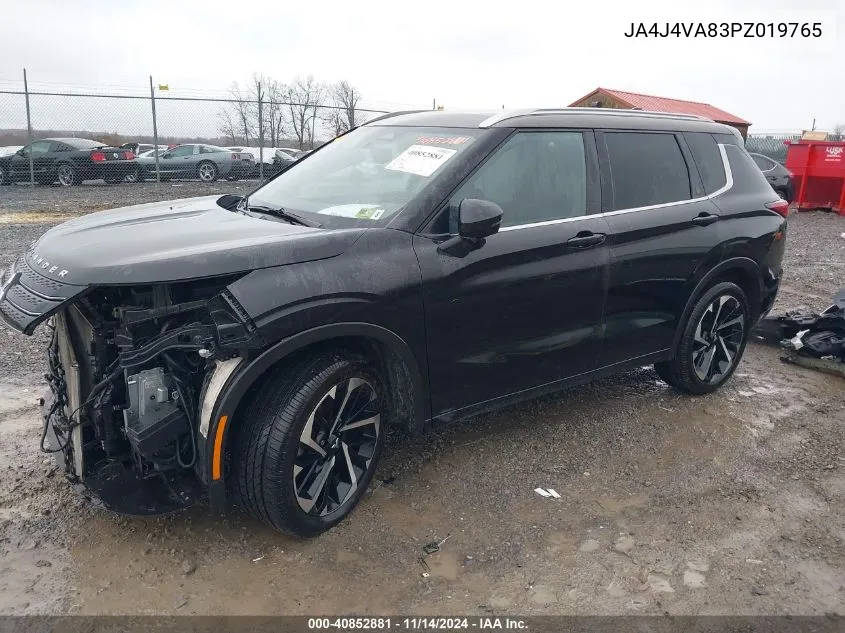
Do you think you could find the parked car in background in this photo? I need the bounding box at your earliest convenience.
[135,144,253,182]
[0,138,137,186]
[120,142,168,156]
[225,146,296,178]
[749,152,794,202]
[0,146,23,157]
[271,149,297,175]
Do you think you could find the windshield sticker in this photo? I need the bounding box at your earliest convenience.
[318,204,386,220]
[385,145,457,177]
[416,135,472,146]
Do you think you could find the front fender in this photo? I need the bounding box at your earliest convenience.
[200,322,427,511]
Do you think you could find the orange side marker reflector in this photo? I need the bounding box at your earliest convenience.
[212,415,228,480]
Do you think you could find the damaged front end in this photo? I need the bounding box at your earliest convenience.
[6,265,255,515]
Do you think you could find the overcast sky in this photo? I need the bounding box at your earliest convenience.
[0,0,842,132]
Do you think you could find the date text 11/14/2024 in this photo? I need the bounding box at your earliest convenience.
[624,22,822,37]
[307,617,528,630]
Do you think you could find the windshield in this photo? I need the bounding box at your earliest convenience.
[247,126,485,225]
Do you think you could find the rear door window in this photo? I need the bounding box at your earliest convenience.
[604,132,691,210]
[684,132,727,194]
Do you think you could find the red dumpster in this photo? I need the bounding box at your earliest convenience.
[784,140,845,215]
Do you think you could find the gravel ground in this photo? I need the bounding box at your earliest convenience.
[1,196,844,616]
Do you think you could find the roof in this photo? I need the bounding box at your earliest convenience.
[570,88,751,126]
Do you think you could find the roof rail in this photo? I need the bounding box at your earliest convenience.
[478,108,710,128]
[363,110,429,125]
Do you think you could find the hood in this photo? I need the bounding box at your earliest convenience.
[25,195,365,285]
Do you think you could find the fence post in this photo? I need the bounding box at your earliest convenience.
[149,76,161,183]
[257,81,264,182]
[23,69,34,187]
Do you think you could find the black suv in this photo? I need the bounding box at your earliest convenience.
[0,109,787,536]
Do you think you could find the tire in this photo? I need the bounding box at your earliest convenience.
[125,168,142,183]
[57,163,78,187]
[197,161,218,182]
[233,351,386,537]
[654,281,750,395]
[775,188,788,201]
[0,166,11,186]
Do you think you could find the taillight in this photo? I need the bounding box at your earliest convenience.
[124,151,135,160]
[766,199,790,218]
[90,151,106,162]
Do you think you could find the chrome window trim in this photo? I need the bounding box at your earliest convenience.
[499,143,733,232]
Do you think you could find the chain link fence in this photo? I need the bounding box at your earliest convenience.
[0,74,396,189]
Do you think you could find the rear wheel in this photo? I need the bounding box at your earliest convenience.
[197,161,218,182]
[57,163,78,187]
[655,282,749,395]
[233,352,385,536]
[0,166,11,186]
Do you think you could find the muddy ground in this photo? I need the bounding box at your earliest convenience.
[1,191,844,615]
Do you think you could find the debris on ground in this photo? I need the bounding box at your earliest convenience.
[534,487,561,498]
[422,534,451,555]
[752,288,845,376]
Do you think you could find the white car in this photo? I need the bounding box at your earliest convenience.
[0,146,23,157]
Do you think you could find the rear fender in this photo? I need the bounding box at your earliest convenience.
[671,257,762,350]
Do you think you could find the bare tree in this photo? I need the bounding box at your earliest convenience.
[833,122,844,141]
[330,80,361,133]
[217,108,239,145]
[227,81,254,145]
[265,79,289,146]
[286,76,326,149]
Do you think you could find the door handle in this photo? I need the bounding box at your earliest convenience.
[566,232,606,248]
[691,212,719,226]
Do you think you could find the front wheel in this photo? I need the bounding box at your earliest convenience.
[197,161,218,182]
[655,281,750,395]
[233,352,385,536]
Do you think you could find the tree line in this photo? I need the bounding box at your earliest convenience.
[218,75,364,150]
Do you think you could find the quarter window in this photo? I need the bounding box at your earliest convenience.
[605,132,691,210]
[751,154,774,171]
[446,131,587,230]
[685,132,727,194]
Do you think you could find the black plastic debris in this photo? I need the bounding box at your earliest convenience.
[752,287,845,375]
[753,288,845,357]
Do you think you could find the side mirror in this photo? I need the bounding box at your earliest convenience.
[458,198,503,239]
[16,149,25,156]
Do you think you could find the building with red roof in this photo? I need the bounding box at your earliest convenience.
[569,87,751,138]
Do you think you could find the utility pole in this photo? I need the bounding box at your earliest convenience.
[23,69,34,187]
[149,76,161,183]
[432,97,436,111]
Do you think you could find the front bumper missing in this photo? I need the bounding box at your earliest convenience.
[44,312,206,516]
